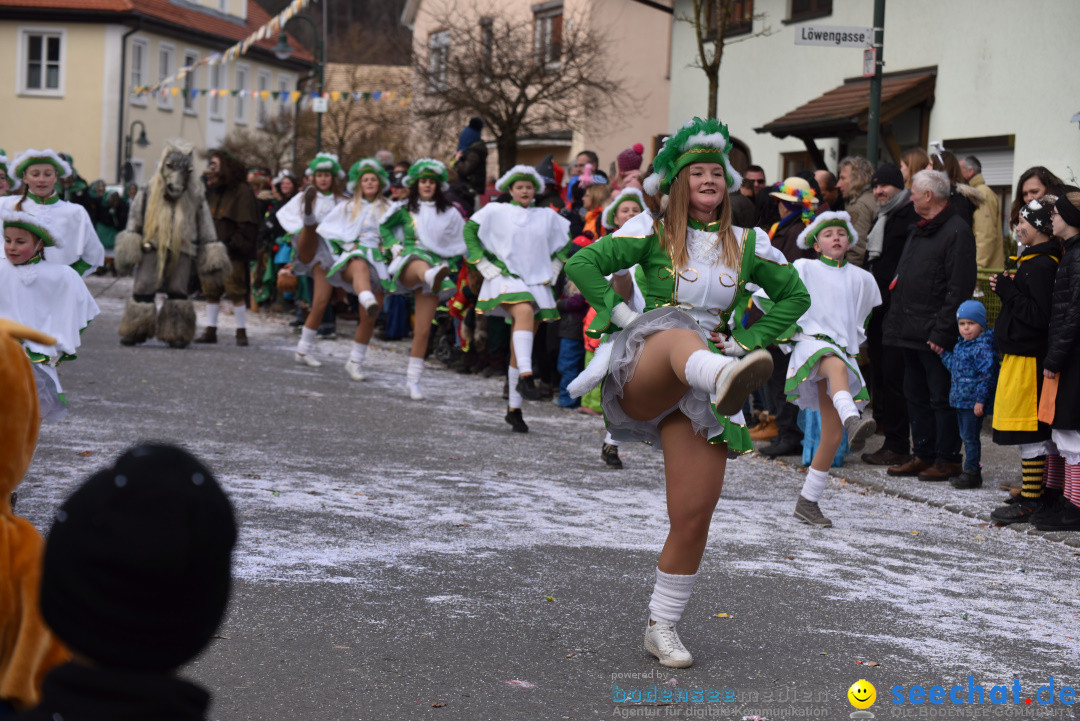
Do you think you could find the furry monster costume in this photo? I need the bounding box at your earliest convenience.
[0,320,69,711]
[115,140,230,348]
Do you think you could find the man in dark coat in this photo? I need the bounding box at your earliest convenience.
[862,163,920,465]
[883,169,977,480]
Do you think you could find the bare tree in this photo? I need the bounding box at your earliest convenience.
[220,110,296,174]
[411,1,627,173]
[680,0,773,119]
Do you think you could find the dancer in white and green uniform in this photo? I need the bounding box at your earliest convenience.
[318,159,393,381]
[464,164,572,432]
[379,159,466,400]
[0,149,103,277]
[769,211,880,527]
[0,210,99,420]
[565,117,809,670]
[276,152,346,367]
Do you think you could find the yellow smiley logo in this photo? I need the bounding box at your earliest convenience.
[848,679,876,709]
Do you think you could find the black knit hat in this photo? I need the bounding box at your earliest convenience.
[1020,195,1056,237]
[40,443,237,671]
[871,163,904,190]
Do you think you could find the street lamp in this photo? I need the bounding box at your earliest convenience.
[123,119,150,184]
[274,15,323,153]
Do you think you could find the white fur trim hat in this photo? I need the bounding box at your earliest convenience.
[11,149,73,180]
[642,117,742,197]
[307,152,345,179]
[796,210,857,250]
[601,188,647,230]
[0,149,19,191]
[404,158,449,190]
[2,208,62,248]
[495,165,545,194]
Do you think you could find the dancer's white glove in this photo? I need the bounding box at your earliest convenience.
[719,334,748,357]
[475,258,503,281]
[550,258,564,284]
[389,243,403,259]
[610,302,641,330]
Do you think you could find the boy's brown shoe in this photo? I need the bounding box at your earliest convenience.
[918,461,964,481]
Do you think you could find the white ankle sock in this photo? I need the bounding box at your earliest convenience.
[648,568,697,625]
[349,342,369,365]
[604,431,619,447]
[298,326,317,353]
[801,467,830,502]
[233,303,246,329]
[512,330,534,376]
[205,303,220,327]
[407,356,424,384]
[683,349,733,394]
[830,390,858,422]
[508,366,523,408]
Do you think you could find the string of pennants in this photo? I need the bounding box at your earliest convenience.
[137,87,411,105]
[132,0,313,96]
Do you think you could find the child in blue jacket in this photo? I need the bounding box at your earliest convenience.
[939,300,997,488]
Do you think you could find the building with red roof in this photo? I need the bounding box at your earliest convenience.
[1,0,312,182]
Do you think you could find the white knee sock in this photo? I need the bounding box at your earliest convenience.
[800,467,830,502]
[604,431,619,447]
[205,303,220,327]
[508,366,523,408]
[830,390,858,422]
[683,349,734,394]
[349,342,369,365]
[512,330,534,376]
[298,326,317,354]
[407,356,424,384]
[233,303,247,329]
[358,290,377,309]
[648,568,697,625]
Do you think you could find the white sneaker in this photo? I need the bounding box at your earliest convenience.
[422,264,449,293]
[406,381,424,400]
[644,622,693,668]
[358,290,380,318]
[344,360,365,381]
[294,351,321,368]
[714,349,772,417]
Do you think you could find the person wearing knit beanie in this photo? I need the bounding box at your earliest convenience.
[23,443,236,720]
[617,143,644,175]
[870,163,904,192]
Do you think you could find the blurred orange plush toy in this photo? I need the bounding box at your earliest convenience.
[0,319,69,713]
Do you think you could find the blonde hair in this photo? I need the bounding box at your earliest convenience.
[350,172,389,221]
[584,183,610,211]
[657,170,736,270]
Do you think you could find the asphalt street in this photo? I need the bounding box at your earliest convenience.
[18,275,1080,721]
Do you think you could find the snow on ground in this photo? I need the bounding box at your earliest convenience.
[20,275,1080,683]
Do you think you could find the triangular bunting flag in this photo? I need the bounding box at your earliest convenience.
[372,91,382,101]
[290,91,302,103]
[330,91,341,101]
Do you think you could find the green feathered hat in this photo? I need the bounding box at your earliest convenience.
[495,164,545,194]
[642,117,742,196]
[404,158,449,189]
[601,187,647,230]
[347,158,389,193]
[11,148,73,181]
[2,209,60,247]
[307,152,345,179]
[0,149,19,191]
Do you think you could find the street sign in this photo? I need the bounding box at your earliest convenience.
[312,96,328,113]
[863,47,877,77]
[794,25,874,48]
